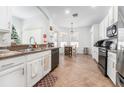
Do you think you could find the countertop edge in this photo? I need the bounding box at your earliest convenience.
[0,47,60,60]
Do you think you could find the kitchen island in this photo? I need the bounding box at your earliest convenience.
[0,47,59,87]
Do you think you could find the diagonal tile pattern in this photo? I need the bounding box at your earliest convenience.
[34,73,57,87]
[52,54,114,87]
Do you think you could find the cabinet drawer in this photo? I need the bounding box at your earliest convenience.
[0,56,25,71]
[26,52,43,61]
[43,50,51,56]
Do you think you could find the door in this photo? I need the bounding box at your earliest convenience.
[43,54,51,76]
[107,58,116,84]
[99,20,105,39]
[113,6,118,24]
[108,7,114,26]
[0,64,25,87]
[27,58,43,87]
[104,15,109,39]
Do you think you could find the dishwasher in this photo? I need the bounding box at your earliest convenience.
[0,61,25,87]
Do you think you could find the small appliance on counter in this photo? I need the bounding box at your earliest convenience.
[48,43,54,47]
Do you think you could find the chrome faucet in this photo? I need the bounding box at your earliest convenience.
[29,36,35,49]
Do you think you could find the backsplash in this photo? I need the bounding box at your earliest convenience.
[7,44,49,51]
[0,33,11,47]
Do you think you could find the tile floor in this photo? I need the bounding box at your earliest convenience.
[52,54,114,87]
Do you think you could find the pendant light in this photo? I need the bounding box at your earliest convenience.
[70,22,74,34]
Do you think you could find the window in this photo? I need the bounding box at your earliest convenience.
[60,42,67,47]
[70,42,79,47]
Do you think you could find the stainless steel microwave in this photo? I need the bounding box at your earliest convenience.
[107,23,117,38]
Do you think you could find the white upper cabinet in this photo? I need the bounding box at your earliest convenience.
[108,6,118,26]
[91,24,99,46]
[99,6,118,40]
[108,7,114,26]
[104,15,109,39]
[0,7,11,32]
[113,6,118,24]
[99,20,105,40]
[91,24,99,61]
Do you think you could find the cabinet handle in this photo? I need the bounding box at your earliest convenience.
[22,68,24,75]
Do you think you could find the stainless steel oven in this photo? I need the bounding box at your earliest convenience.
[98,47,108,76]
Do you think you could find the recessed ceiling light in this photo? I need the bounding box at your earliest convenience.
[65,10,70,14]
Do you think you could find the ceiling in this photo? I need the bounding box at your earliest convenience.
[45,6,110,28]
[11,6,41,20]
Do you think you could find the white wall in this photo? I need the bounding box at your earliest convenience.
[58,26,91,54]
[22,10,50,44]
[58,27,70,43]
[75,27,91,54]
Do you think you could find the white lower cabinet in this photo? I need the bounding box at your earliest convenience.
[43,54,51,77]
[0,64,25,87]
[92,47,99,62]
[107,51,117,85]
[26,50,51,87]
[27,58,43,87]
[0,56,26,87]
[0,50,52,87]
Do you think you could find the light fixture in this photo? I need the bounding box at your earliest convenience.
[72,13,78,18]
[70,22,74,33]
[65,9,70,14]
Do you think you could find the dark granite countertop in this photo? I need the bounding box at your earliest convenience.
[0,47,60,60]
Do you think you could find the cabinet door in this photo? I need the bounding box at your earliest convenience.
[0,64,25,87]
[99,20,105,40]
[104,15,109,39]
[108,59,116,84]
[27,59,43,87]
[107,58,111,77]
[108,7,114,26]
[113,6,118,23]
[43,54,51,76]
[107,52,117,84]
[0,7,10,31]
[93,47,99,62]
